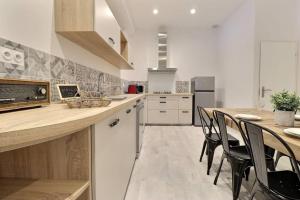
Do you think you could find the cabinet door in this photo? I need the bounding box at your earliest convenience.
[93,105,136,200]
[94,0,121,53]
[178,110,192,124]
[148,100,178,110]
[148,110,178,124]
[178,96,192,110]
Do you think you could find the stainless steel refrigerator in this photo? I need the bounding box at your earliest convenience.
[191,76,215,126]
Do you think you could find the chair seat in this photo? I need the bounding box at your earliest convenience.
[229,146,274,161]
[208,132,240,147]
[268,170,300,199]
[230,146,251,160]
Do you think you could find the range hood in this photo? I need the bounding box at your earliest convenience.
[148,67,177,73]
[148,32,177,73]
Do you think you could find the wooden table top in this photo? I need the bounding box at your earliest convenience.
[205,108,300,161]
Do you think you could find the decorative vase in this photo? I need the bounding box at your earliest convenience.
[274,110,295,127]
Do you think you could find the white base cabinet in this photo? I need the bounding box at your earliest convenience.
[147,95,193,125]
[178,110,193,124]
[148,110,178,124]
[93,103,136,200]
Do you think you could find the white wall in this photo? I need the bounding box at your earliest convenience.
[122,29,158,81]
[121,28,219,92]
[217,0,256,107]
[254,0,300,98]
[217,0,300,108]
[0,0,120,77]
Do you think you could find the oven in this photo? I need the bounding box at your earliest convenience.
[136,99,145,158]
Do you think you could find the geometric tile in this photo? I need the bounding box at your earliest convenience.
[50,56,76,82]
[0,38,29,79]
[176,81,190,93]
[50,79,65,102]
[25,48,50,80]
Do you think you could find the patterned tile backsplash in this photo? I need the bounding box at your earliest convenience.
[0,37,124,102]
[176,81,190,93]
[0,37,191,101]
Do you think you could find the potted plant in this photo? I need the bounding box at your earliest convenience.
[271,90,300,126]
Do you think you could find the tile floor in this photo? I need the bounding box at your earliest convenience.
[125,126,291,200]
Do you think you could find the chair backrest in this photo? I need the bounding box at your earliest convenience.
[213,110,233,154]
[197,106,218,137]
[240,120,300,187]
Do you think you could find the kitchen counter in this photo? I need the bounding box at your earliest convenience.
[146,93,193,96]
[0,94,144,153]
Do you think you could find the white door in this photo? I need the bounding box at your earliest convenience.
[259,41,298,111]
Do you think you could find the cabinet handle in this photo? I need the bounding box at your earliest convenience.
[126,109,131,114]
[160,97,167,99]
[109,119,120,127]
[182,111,189,113]
[133,105,137,108]
[108,37,115,45]
[160,102,166,104]
[182,97,190,99]
[136,99,141,103]
[160,111,167,113]
[0,98,16,103]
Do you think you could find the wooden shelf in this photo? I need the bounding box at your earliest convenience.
[120,32,129,62]
[0,179,89,200]
[58,31,133,70]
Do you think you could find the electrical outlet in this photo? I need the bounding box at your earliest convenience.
[0,46,25,70]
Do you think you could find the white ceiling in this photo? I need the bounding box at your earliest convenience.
[124,0,245,30]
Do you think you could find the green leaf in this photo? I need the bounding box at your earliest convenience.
[270,90,300,112]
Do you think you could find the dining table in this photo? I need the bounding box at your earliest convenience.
[205,108,300,161]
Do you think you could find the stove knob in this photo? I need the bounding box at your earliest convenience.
[38,87,47,95]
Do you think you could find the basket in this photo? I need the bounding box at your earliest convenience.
[66,98,111,109]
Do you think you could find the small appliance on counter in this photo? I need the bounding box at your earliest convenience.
[137,85,144,93]
[0,79,50,112]
[128,84,144,94]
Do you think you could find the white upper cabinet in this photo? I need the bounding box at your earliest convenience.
[94,0,121,54]
[55,0,132,69]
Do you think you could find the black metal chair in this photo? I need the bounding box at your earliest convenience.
[240,120,300,200]
[275,151,300,171]
[197,107,240,175]
[213,110,275,200]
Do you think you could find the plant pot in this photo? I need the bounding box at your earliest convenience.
[274,110,295,127]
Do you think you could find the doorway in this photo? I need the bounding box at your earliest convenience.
[259,41,298,111]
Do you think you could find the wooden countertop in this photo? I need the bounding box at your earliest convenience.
[0,94,144,153]
[206,108,300,161]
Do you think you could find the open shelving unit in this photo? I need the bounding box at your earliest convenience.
[0,179,89,200]
[58,31,133,69]
[0,128,92,200]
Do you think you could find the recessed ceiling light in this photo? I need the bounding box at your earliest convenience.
[190,8,196,15]
[153,9,159,15]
